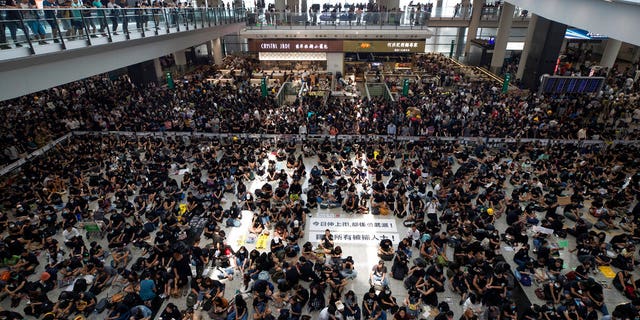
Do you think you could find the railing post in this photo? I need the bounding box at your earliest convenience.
[18,11,36,54]
[152,9,159,35]
[102,9,113,42]
[51,9,67,49]
[163,7,170,33]
[79,10,92,45]
[122,8,130,39]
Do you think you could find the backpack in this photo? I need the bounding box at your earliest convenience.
[95,298,109,313]
[392,264,408,280]
[519,274,532,286]
[186,292,198,308]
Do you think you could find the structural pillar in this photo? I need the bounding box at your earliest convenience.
[154,58,163,80]
[300,0,307,14]
[455,27,465,59]
[489,2,514,74]
[210,38,224,66]
[173,49,188,72]
[516,14,566,90]
[630,46,640,64]
[463,0,483,58]
[516,14,537,81]
[599,39,622,72]
[127,60,158,86]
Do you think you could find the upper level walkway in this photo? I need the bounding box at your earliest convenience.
[0,7,245,100]
[0,7,245,58]
[243,4,531,31]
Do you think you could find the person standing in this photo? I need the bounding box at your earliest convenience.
[91,0,107,34]
[116,0,128,33]
[42,0,61,42]
[20,0,48,44]
[106,0,120,34]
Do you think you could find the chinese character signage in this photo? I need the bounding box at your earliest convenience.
[343,40,426,53]
[248,40,343,52]
[308,217,400,244]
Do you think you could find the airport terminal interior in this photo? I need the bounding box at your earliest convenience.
[0,0,640,320]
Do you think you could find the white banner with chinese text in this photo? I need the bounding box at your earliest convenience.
[308,217,398,233]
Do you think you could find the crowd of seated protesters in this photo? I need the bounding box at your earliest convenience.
[0,126,637,319]
[0,52,639,320]
[2,53,639,170]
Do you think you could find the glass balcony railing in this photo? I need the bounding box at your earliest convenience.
[0,7,246,54]
[244,4,530,29]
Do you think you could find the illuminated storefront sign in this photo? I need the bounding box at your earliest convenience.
[343,40,426,53]
[249,40,425,53]
[249,40,343,52]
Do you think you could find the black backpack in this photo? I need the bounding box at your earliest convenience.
[392,263,408,280]
[95,298,109,313]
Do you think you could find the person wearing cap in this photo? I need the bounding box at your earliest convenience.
[369,260,389,288]
[378,286,399,314]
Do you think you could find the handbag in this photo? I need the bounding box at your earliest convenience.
[534,288,545,299]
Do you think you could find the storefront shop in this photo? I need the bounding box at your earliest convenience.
[341,40,426,81]
[248,39,426,80]
[247,39,344,71]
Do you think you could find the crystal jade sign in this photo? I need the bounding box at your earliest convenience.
[249,40,343,52]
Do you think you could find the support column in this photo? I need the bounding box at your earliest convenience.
[455,27,465,59]
[516,14,567,90]
[599,39,622,72]
[300,0,307,14]
[630,46,640,64]
[326,52,344,76]
[154,58,163,80]
[463,0,483,58]
[489,2,514,74]
[516,14,537,81]
[127,60,158,86]
[206,41,214,61]
[210,38,224,66]
[173,49,188,72]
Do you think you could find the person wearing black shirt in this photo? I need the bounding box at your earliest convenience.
[319,229,334,254]
[362,287,382,320]
[501,301,517,320]
[378,286,399,314]
[540,300,560,320]
[326,268,347,294]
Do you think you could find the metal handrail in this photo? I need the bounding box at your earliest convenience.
[275,81,292,105]
[244,3,531,29]
[383,82,395,102]
[0,7,247,54]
